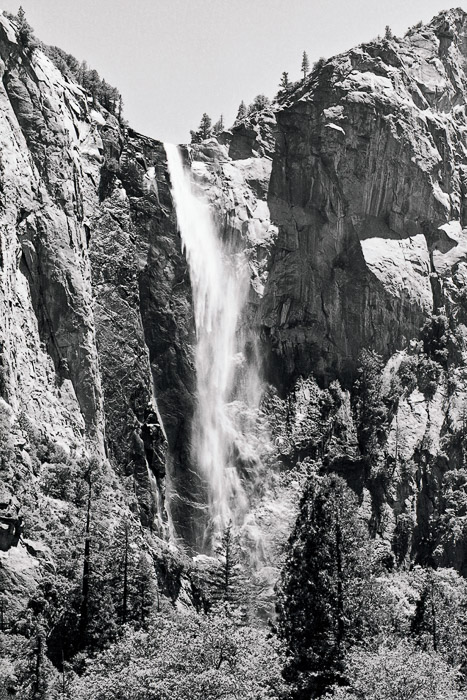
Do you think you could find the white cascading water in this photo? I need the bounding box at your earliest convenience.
[165,143,260,548]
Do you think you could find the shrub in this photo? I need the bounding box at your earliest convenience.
[417,355,442,399]
[324,639,464,699]
[421,312,450,366]
[248,94,271,113]
[313,57,326,72]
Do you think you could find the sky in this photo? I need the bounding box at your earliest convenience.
[2,0,467,144]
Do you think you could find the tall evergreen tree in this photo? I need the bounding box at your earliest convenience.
[353,349,387,470]
[411,567,467,675]
[213,520,248,607]
[301,51,310,80]
[190,113,213,143]
[78,457,107,647]
[276,474,372,698]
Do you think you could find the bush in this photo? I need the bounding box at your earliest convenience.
[313,57,326,72]
[398,355,418,393]
[421,313,450,366]
[40,459,84,502]
[324,639,464,699]
[248,94,271,113]
[71,610,285,700]
[417,355,442,399]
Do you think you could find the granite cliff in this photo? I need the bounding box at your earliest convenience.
[3,6,467,617]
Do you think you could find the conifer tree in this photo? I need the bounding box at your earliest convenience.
[235,100,247,122]
[215,521,240,604]
[133,554,157,623]
[276,474,372,698]
[198,521,251,616]
[411,568,467,673]
[213,114,224,135]
[301,51,310,80]
[279,71,290,90]
[16,6,37,52]
[190,113,213,143]
[78,457,105,646]
[353,349,387,468]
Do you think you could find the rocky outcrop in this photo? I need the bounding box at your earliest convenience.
[0,485,21,551]
[260,8,467,387]
[0,13,188,615]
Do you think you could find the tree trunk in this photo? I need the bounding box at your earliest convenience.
[78,481,92,644]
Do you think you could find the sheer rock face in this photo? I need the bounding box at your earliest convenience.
[260,8,467,387]
[0,14,172,539]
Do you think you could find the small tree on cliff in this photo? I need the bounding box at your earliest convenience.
[353,349,387,472]
[249,94,271,113]
[213,114,224,135]
[190,113,213,143]
[235,100,248,122]
[280,71,290,90]
[15,6,38,52]
[276,474,372,698]
[301,51,310,80]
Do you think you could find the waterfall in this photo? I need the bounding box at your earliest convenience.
[165,143,261,550]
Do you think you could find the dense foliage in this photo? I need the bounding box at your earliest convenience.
[71,611,285,700]
[276,474,373,696]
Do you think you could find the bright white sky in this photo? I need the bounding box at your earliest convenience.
[1,0,466,143]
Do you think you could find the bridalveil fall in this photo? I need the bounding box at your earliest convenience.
[165,144,265,552]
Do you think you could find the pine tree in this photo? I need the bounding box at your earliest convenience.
[103,519,158,629]
[15,6,37,52]
[301,51,310,80]
[411,568,467,673]
[133,554,157,623]
[213,114,224,135]
[279,71,290,90]
[201,521,251,616]
[276,474,372,698]
[235,100,247,122]
[190,113,213,143]
[215,521,239,604]
[78,457,106,646]
[353,349,387,469]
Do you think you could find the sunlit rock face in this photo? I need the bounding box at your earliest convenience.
[0,12,169,547]
[260,8,467,387]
